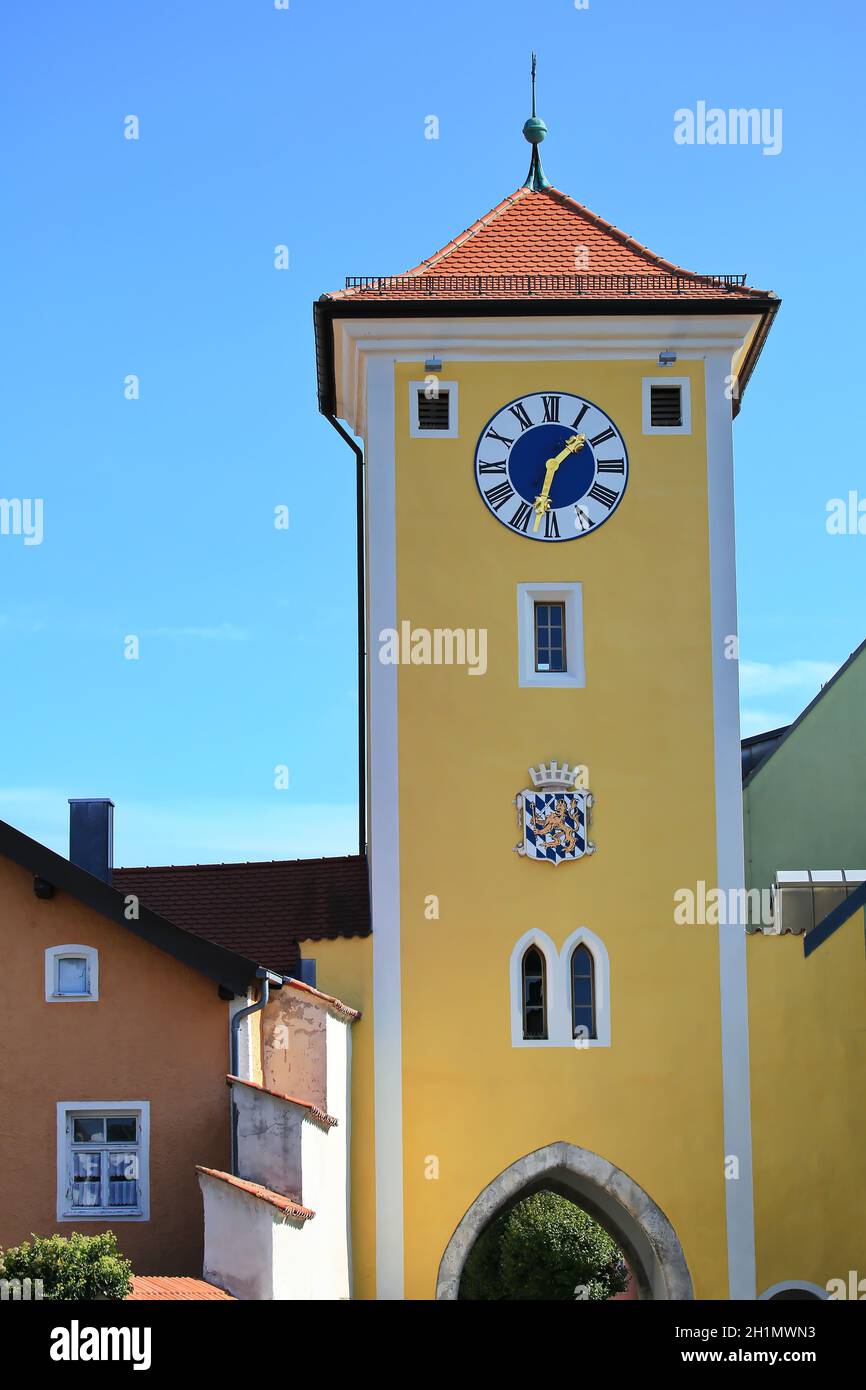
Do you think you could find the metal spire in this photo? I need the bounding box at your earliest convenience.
[522,52,551,191]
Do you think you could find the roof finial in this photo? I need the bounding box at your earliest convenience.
[522,52,551,192]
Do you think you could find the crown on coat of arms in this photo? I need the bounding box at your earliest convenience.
[528,760,583,792]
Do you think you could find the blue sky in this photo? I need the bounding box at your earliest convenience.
[1,0,864,864]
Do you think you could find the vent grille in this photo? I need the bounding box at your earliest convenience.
[416,390,450,431]
[650,385,683,428]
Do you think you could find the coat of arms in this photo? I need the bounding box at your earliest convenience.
[514,760,596,865]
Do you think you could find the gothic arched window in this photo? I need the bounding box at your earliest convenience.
[570,943,596,1040]
[522,946,547,1039]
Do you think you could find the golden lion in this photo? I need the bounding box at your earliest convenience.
[531,797,577,854]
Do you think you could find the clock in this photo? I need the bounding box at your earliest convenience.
[473,391,629,541]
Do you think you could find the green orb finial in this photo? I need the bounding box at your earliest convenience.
[522,53,551,190]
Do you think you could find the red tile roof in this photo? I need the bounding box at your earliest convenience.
[328,185,774,304]
[127,1276,235,1301]
[113,854,369,978]
[196,1166,315,1221]
[227,1075,338,1127]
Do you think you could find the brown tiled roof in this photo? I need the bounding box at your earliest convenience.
[127,1276,235,1301]
[196,1166,315,1221]
[328,185,774,304]
[227,1075,338,1127]
[112,855,369,978]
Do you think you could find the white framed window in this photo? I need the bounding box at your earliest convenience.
[509,927,611,1048]
[56,1101,149,1221]
[408,379,459,438]
[517,582,585,689]
[559,927,611,1048]
[509,929,562,1048]
[45,944,99,1002]
[642,376,691,435]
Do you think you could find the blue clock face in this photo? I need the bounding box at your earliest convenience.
[473,391,629,541]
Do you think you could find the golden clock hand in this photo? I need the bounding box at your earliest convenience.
[531,434,586,532]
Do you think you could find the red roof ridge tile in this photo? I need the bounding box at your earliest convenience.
[280,974,362,1020]
[196,1166,315,1220]
[227,1075,338,1127]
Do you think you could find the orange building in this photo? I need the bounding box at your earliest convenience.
[0,800,272,1275]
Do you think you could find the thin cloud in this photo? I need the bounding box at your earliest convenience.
[739,659,837,698]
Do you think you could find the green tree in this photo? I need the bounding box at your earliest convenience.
[0,1231,133,1301]
[460,1190,629,1301]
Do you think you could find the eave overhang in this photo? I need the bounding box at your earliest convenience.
[0,817,263,995]
[315,299,777,438]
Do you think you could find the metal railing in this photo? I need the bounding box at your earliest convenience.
[343,272,749,296]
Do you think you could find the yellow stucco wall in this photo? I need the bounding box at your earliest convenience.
[389,357,729,1298]
[307,935,376,1299]
[748,910,866,1296]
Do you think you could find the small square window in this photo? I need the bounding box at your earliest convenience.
[534,601,567,673]
[57,956,88,996]
[642,376,691,435]
[408,380,459,438]
[650,385,682,428]
[46,945,98,1001]
[518,584,585,688]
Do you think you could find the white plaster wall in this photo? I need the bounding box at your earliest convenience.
[199,1174,275,1301]
[232,1083,304,1203]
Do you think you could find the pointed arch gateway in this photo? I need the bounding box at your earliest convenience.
[436,1142,694,1300]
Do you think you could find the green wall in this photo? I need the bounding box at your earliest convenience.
[744,643,866,892]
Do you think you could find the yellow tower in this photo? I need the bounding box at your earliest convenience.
[315,74,778,1301]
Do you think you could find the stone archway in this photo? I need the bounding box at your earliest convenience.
[436,1142,694,1300]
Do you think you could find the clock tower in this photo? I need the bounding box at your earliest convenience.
[314,63,778,1301]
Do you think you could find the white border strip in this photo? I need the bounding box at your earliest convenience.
[705,352,756,1300]
[366,356,405,1299]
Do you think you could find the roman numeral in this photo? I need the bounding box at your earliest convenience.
[596,459,625,474]
[478,460,507,474]
[486,427,514,449]
[544,510,560,539]
[588,482,618,509]
[484,480,515,512]
[572,403,589,428]
[589,427,616,447]
[509,501,533,532]
[542,395,560,423]
[509,401,534,431]
[574,505,592,533]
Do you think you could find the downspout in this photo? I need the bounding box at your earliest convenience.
[229,969,282,1175]
[323,413,366,859]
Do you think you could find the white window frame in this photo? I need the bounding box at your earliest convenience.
[517,582,585,689]
[509,927,611,1049]
[560,927,611,1048]
[408,379,459,438]
[642,376,691,435]
[56,1101,150,1222]
[509,929,562,1048]
[45,944,99,1002]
